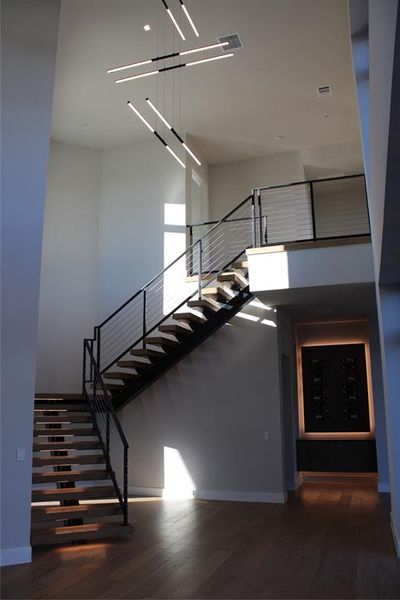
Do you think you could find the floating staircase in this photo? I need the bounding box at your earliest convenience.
[101,260,252,409]
[31,396,132,546]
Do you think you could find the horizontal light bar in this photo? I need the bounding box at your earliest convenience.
[107,42,228,74]
[116,70,159,84]
[127,101,185,169]
[146,97,201,166]
[115,52,234,84]
[162,0,185,41]
[179,0,199,37]
[107,60,152,74]
[181,42,229,56]
[187,53,234,67]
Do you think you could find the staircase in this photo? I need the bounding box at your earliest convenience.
[88,193,257,411]
[102,260,252,408]
[31,395,132,546]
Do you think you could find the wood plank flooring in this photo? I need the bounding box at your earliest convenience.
[1,482,400,599]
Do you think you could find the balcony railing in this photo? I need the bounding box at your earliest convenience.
[188,174,370,251]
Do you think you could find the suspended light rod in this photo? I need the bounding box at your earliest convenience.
[162,0,185,41]
[115,53,234,84]
[127,102,185,169]
[179,0,199,37]
[107,42,228,74]
[146,98,201,166]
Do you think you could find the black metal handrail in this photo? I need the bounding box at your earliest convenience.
[86,194,255,376]
[82,338,129,525]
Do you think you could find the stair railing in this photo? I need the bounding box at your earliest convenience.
[82,338,129,525]
[91,193,256,376]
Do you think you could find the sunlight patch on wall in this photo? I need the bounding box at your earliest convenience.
[163,446,196,500]
[164,203,186,226]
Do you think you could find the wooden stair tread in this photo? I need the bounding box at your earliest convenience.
[33,454,104,467]
[34,427,95,436]
[130,348,165,358]
[187,298,221,312]
[159,323,192,334]
[103,371,138,380]
[203,285,236,300]
[145,335,179,347]
[32,485,116,502]
[172,312,206,324]
[31,502,121,523]
[218,271,248,287]
[33,440,101,451]
[117,359,150,369]
[34,414,91,423]
[32,470,110,484]
[34,403,87,411]
[31,522,133,545]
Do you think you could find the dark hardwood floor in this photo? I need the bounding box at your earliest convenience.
[2,483,400,599]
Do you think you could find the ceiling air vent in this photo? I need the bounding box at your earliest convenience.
[317,84,333,97]
[217,33,243,51]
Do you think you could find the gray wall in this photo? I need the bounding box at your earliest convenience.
[36,142,101,393]
[120,305,287,502]
[1,0,60,565]
[97,138,186,321]
[209,151,305,220]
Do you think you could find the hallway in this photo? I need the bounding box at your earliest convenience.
[2,483,399,599]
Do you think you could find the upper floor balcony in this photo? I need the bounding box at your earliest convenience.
[187,174,374,293]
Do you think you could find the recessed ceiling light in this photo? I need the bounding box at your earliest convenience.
[144,24,151,31]
[275,135,285,141]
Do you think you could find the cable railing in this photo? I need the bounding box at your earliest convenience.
[81,173,370,444]
[188,174,370,249]
[82,339,129,525]
[91,194,255,375]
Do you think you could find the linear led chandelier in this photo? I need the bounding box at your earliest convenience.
[146,97,201,165]
[107,42,229,74]
[127,102,186,168]
[161,0,199,40]
[113,52,233,84]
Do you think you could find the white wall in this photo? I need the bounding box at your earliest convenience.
[1,0,60,566]
[97,138,186,321]
[36,142,101,393]
[209,151,305,220]
[247,242,375,293]
[121,306,287,503]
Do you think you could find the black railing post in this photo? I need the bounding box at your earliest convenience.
[95,326,101,372]
[90,339,94,382]
[106,408,110,456]
[142,290,147,348]
[123,446,128,525]
[198,239,203,300]
[309,181,317,241]
[257,189,262,246]
[82,340,87,396]
[251,194,257,247]
[264,215,268,245]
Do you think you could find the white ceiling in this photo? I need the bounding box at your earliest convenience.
[52,0,362,163]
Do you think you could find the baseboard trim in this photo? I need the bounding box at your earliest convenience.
[129,486,163,497]
[391,514,400,557]
[0,546,32,567]
[287,472,303,491]
[194,490,287,504]
[378,482,391,493]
